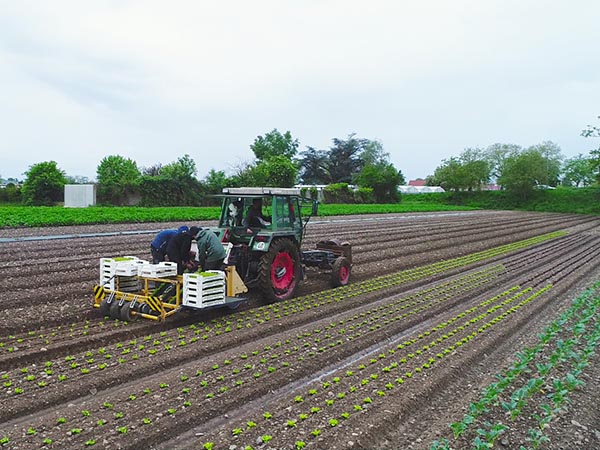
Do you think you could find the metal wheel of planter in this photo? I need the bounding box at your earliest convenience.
[119,301,140,322]
[99,298,112,317]
[109,300,122,319]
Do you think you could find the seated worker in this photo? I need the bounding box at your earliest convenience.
[195,227,227,271]
[243,198,271,228]
[166,226,200,275]
[150,225,189,264]
[228,200,243,226]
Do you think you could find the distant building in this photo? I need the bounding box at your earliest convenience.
[482,184,501,191]
[398,185,445,194]
[294,185,328,202]
[64,184,97,207]
[408,179,427,187]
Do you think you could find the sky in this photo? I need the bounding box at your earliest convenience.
[1,0,599,182]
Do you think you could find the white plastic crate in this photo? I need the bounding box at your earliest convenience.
[183,270,226,309]
[100,256,147,289]
[139,262,178,278]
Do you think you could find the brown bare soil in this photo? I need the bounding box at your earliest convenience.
[0,210,599,450]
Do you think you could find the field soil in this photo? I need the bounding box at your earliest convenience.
[1,210,600,450]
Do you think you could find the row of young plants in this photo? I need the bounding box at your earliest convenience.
[191,283,555,450]
[0,206,222,228]
[0,264,505,439]
[429,280,600,450]
[0,229,566,363]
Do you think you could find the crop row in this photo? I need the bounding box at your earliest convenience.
[190,283,554,450]
[0,203,480,228]
[0,206,222,228]
[430,280,600,450]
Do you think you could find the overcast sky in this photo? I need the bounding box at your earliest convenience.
[1,0,599,182]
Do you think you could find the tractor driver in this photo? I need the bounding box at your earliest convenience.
[244,198,271,228]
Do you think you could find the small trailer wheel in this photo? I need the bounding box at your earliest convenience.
[119,301,140,322]
[330,256,351,287]
[99,298,111,317]
[109,301,122,320]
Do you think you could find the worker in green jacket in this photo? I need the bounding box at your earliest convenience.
[195,228,227,271]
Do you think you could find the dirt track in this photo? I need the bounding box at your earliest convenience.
[1,210,599,450]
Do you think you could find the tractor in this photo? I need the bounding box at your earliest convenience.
[216,187,352,302]
[93,187,351,321]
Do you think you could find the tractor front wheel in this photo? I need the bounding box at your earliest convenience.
[258,238,301,303]
[330,256,351,287]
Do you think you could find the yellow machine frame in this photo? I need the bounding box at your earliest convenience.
[93,266,247,322]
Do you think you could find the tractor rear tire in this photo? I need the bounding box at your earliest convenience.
[258,238,301,303]
[119,301,139,322]
[330,256,351,287]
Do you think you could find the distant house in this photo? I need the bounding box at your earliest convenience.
[398,185,445,194]
[482,184,501,191]
[408,179,426,187]
[294,185,328,201]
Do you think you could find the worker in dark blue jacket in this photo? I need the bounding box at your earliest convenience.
[150,225,189,263]
[166,226,201,274]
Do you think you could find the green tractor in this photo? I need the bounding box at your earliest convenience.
[214,187,352,302]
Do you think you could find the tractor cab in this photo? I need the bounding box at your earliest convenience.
[217,187,315,249]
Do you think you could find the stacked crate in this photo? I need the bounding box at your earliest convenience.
[139,262,178,278]
[100,257,147,291]
[183,271,226,309]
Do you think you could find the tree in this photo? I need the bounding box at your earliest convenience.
[356,162,402,203]
[161,154,197,180]
[581,116,600,182]
[459,148,491,190]
[429,157,466,191]
[484,143,522,181]
[142,163,163,177]
[497,149,555,199]
[562,154,595,187]
[138,155,203,206]
[0,182,21,203]
[96,155,141,205]
[252,156,299,188]
[327,134,369,183]
[251,129,299,162]
[296,147,329,185]
[527,141,562,186]
[428,149,490,192]
[360,140,390,166]
[202,169,232,194]
[21,161,67,205]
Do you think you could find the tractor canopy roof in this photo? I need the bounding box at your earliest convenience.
[221,187,302,197]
